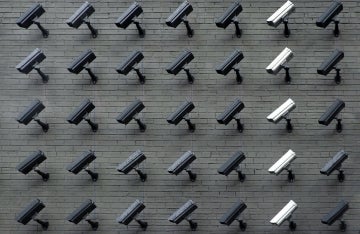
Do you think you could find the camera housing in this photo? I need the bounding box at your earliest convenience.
[215,1,243,38]
[317,49,344,84]
[266,47,293,83]
[16,150,49,181]
[318,98,345,133]
[219,200,247,231]
[270,200,298,231]
[116,51,146,84]
[16,199,48,230]
[218,151,246,182]
[165,0,194,37]
[16,48,49,83]
[321,200,349,231]
[266,98,296,132]
[168,200,198,230]
[115,2,145,37]
[216,50,244,84]
[117,150,147,182]
[116,99,146,132]
[217,98,245,132]
[268,149,296,182]
[320,150,348,182]
[266,1,295,37]
[66,150,98,181]
[167,100,195,132]
[168,151,197,181]
[68,49,98,84]
[166,50,195,84]
[16,99,49,132]
[16,3,49,38]
[66,1,98,38]
[116,200,147,230]
[67,199,98,230]
[316,0,343,37]
[67,99,98,132]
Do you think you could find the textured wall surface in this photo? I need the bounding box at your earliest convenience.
[0,0,359,233]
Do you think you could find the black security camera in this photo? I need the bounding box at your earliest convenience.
[16,48,49,83]
[67,99,98,132]
[66,1,98,38]
[16,3,49,38]
[168,200,198,230]
[16,150,49,181]
[115,2,145,37]
[217,98,245,132]
[218,151,246,181]
[116,51,145,84]
[66,150,98,181]
[166,0,194,37]
[68,49,98,84]
[216,50,244,84]
[321,200,349,231]
[116,200,147,230]
[117,150,147,182]
[167,100,195,132]
[219,200,247,231]
[320,150,348,182]
[215,1,243,38]
[166,50,195,84]
[317,49,344,84]
[67,199,98,230]
[16,199,48,230]
[316,0,343,37]
[116,99,146,132]
[168,151,196,182]
[318,98,345,133]
[16,99,49,132]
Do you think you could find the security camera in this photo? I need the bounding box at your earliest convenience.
[316,0,343,37]
[266,1,295,37]
[167,100,195,132]
[115,2,145,38]
[67,199,98,230]
[16,150,49,181]
[216,50,244,84]
[116,51,146,84]
[166,50,195,84]
[68,49,98,84]
[268,149,296,182]
[16,99,49,132]
[216,98,245,132]
[16,199,48,230]
[66,1,98,38]
[116,200,147,230]
[165,0,194,37]
[117,150,147,182]
[16,48,49,83]
[217,151,246,182]
[66,150,98,181]
[266,47,293,83]
[168,151,196,182]
[219,200,247,231]
[168,200,198,231]
[266,98,296,133]
[322,200,349,231]
[318,98,345,133]
[320,150,348,182]
[270,200,298,231]
[317,49,344,84]
[16,4,49,38]
[215,1,243,38]
[116,99,146,132]
[67,99,98,132]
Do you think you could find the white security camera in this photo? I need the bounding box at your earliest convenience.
[266,98,296,132]
[266,47,293,83]
[268,149,296,182]
[270,200,298,231]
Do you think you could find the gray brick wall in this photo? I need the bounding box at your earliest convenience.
[0,0,359,233]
